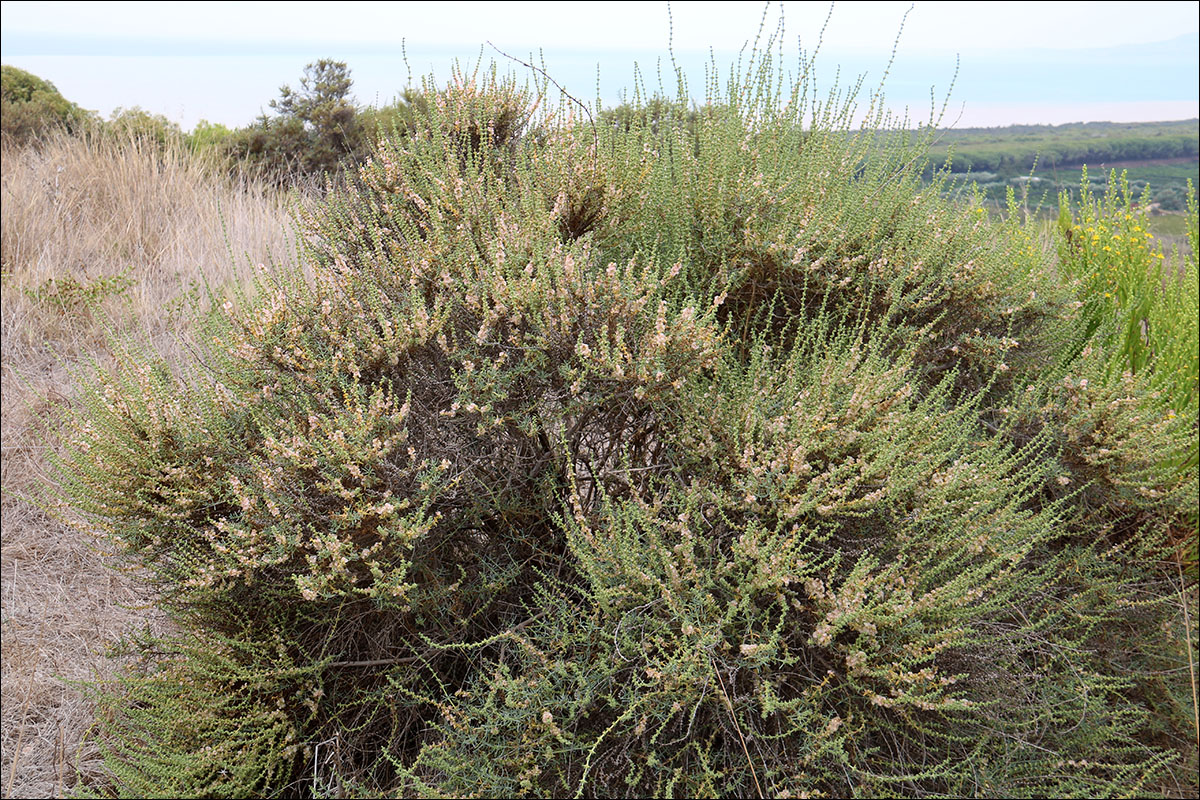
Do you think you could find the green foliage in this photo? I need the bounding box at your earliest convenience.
[1053,172,1200,574]
[1,64,93,142]
[53,31,1198,800]
[22,267,133,313]
[932,119,1200,174]
[185,119,238,167]
[272,59,355,123]
[355,95,423,149]
[80,628,308,799]
[0,64,190,152]
[104,106,185,148]
[224,60,420,186]
[1153,184,1190,212]
[222,59,359,183]
[599,99,702,142]
[927,121,1199,211]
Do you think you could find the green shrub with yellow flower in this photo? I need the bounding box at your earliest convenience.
[1057,170,1198,573]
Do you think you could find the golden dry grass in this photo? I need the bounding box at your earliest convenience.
[1,130,301,797]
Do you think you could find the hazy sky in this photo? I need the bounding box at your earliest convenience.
[3,1,1196,53]
[2,1,1198,129]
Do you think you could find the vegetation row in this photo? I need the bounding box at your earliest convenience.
[929,119,1198,172]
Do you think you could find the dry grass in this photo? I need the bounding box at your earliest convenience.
[1,129,301,797]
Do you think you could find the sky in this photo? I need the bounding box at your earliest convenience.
[1,1,1198,130]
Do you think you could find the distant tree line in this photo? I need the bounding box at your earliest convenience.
[1,61,422,187]
[920,119,1200,176]
[938,135,1198,173]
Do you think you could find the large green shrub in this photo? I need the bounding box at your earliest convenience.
[54,35,1197,799]
[1,64,93,142]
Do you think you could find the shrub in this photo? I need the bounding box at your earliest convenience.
[0,64,93,143]
[224,59,403,186]
[356,93,423,151]
[186,118,239,169]
[54,32,1197,800]
[103,106,186,149]
[1052,171,1199,574]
